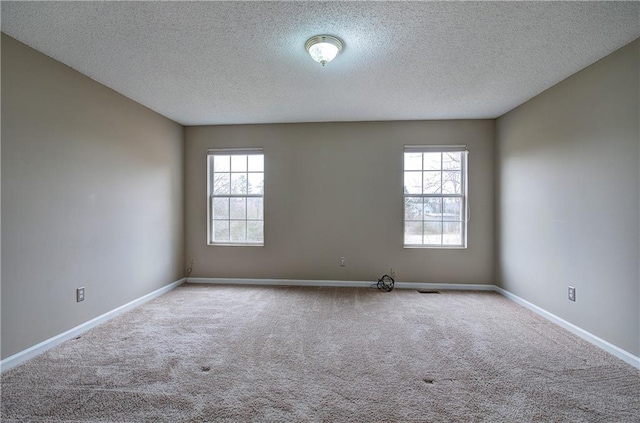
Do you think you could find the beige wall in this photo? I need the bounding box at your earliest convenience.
[1,35,185,359]
[185,120,495,284]
[496,39,640,356]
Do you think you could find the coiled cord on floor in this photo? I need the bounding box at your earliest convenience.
[371,274,395,292]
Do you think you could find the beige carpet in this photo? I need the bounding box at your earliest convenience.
[1,284,639,422]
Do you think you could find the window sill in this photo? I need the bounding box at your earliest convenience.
[403,245,467,249]
[208,243,264,247]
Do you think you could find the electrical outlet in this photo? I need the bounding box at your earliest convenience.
[76,287,85,303]
[390,268,396,278]
[340,257,346,267]
[568,286,576,302]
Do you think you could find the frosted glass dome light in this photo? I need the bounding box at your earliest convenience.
[305,35,343,66]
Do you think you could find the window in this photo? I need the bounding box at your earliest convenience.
[403,146,468,248]
[207,149,264,245]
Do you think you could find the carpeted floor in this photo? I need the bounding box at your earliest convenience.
[1,284,639,422]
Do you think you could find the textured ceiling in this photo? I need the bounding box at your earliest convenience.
[2,1,639,126]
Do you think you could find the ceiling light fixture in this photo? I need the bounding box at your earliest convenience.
[305,35,343,66]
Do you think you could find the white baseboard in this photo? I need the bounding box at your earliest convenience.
[0,278,186,373]
[494,286,640,370]
[187,277,373,288]
[186,277,495,292]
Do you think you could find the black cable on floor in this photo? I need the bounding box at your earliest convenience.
[371,274,395,292]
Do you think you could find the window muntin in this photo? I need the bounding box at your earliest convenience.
[403,147,468,248]
[208,149,264,245]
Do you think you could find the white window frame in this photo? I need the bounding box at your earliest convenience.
[403,145,468,249]
[207,148,264,246]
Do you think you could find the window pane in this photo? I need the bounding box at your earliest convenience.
[424,197,442,221]
[443,197,462,221]
[231,155,247,172]
[402,148,467,248]
[424,222,442,245]
[443,222,462,245]
[230,198,246,219]
[404,153,422,171]
[230,220,246,242]
[404,221,422,245]
[248,172,264,195]
[231,173,248,194]
[247,221,263,243]
[443,152,461,170]
[404,197,423,220]
[247,198,263,220]
[209,150,264,246]
[423,171,441,194]
[213,155,230,172]
[213,197,229,219]
[423,153,441,170]
[442,171,461,194]
[248,155,264,172]
[213,173,230,195]
[213,220,229,242]
[404,171,422,194]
